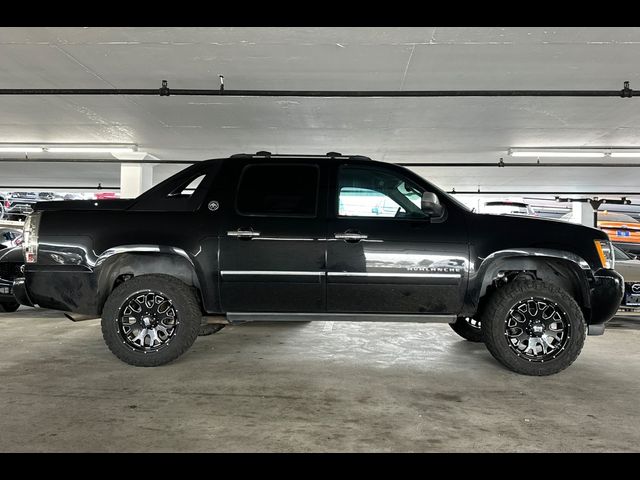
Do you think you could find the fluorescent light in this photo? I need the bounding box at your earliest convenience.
[46,147,136,153]
[510,150,604,158]
[610,152,640,158]
[0,147,44,153]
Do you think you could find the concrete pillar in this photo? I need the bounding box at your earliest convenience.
[120,163,153,198]
[572,201,595,228]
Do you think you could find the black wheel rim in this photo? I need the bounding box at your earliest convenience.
[116,290,179,352]
[504,297,570,362]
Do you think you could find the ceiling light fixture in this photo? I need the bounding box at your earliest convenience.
[609,151,640,158]
[0,143,138,155]
[46,147,136,153]
[509,147,640,158]
[0,147,44,153]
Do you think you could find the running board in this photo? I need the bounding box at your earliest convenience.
[202,315,230,325]
[64,313,100,322]
[226,312,456,323]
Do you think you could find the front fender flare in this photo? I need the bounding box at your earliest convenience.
[463,248,592,317]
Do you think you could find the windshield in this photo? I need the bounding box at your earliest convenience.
[613,245,632,261]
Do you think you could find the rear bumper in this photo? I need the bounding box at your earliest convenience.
[15,269,100,314]
[587,268,624,334]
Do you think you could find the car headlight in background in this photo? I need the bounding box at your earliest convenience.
[594,239,614,269]
[23,211,42,264]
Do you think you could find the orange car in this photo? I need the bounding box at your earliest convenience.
[597,212,640,251]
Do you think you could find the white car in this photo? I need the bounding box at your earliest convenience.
[614,245,640,310]
[481,200,537,216]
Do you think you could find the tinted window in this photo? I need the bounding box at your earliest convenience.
[614,245,631,261]
[168,174,205,198]
[237,164,319,217]
[337,166,426,219]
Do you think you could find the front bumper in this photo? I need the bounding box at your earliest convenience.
[0,276,15,302]
[588,268,624,334]
[12,277,34,307]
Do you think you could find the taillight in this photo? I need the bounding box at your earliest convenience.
[3,200,9,208]
[23,211,42,263]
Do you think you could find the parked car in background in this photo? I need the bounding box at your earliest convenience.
[480,200,537,217]
[613,245,640,310]
[597,212,640,255]
[0,228,23,250]
[2,192,37,220]
[95,192,118,200]
[0,246,22,312]
[63,193,85,201]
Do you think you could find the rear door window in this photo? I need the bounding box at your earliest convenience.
[236,164,319,217]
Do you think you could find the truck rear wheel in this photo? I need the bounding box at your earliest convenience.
[449,316,483,342]
[101,274,202,367]
[481,279,586,376]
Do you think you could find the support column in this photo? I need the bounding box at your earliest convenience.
[572,201,595,228]
[120,163,153,198]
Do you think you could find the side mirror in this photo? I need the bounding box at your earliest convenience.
[421,192,444,218]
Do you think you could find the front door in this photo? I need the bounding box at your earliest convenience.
[219,161,327,312]
[326,163,468,314]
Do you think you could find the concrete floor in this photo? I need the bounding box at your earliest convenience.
[0,308,639,452]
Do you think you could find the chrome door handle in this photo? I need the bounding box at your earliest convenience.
[334,232,368,241]
[227,229,261,238]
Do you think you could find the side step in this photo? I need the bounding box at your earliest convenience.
[64,313,100,322]
[226,312,456,323]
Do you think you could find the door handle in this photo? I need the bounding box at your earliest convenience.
[227,229,261,238]
[334,231,368,241]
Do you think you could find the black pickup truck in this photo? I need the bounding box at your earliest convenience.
[13,152,623,375]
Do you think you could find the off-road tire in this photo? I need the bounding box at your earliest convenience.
[101,274,202,367]
[0,301,20,313]
[449,316,483,342]
[481,279,586,376]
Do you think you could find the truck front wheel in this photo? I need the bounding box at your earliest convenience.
[481,279,586,376]
[101,274,202,367]
[0,301,20,313]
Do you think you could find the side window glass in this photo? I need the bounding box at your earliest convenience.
[236,164,319,217]
[168,174,205,198]
[337,167,426,219]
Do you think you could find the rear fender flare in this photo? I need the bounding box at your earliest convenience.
[94,245,204,313]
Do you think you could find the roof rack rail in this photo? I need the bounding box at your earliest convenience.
[229,152,372,160]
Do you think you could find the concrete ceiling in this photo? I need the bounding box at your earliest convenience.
[1,27,640,199]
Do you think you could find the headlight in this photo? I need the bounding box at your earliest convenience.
[594,239,614,269]
[23,211,42,264]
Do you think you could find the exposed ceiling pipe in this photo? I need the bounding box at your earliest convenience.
[447,190,640,196]
[2,158,640,168]
[0,80,635,98]
[0,158,191,164]
[400,162,640,168]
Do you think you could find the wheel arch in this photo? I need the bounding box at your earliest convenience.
[465,248,592,318]
[94,246,207,315]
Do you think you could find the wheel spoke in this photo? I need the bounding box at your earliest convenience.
[505,297,569,361]
[117,290,178,352]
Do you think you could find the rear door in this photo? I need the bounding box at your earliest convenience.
[219,161,327,312]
